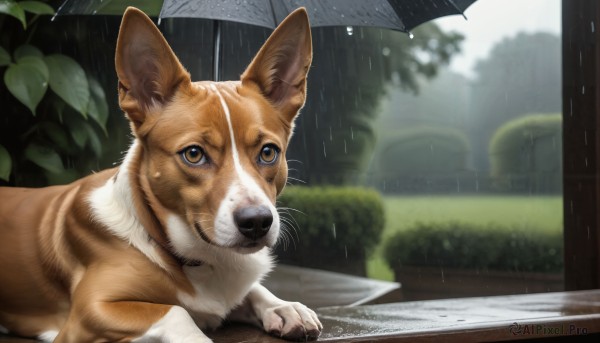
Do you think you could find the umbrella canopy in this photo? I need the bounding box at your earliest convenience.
[56,0,477,80]
[57,0,476,33]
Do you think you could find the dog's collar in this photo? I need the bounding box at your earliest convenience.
[149,235,204,268]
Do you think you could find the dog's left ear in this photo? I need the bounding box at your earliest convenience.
[115,7,190,129]
[241,8,313,124]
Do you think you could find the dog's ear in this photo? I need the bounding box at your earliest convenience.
[241,8,312,125]
[115,7,190,129]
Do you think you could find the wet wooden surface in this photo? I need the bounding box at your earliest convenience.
[2,290,599,342]
[207,290,600,342]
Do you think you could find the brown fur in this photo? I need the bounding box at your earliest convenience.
[0,6,317,342]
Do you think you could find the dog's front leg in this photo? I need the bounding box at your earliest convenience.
[230,283,322,341]
[55,302,211,343]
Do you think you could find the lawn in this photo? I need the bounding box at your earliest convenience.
[366,195,563,281]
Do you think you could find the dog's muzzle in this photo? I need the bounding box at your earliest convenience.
[234,205,273,240]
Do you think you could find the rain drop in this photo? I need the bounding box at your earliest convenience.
[322,141,327,158]
[346,26,353,36]
[332,223,336,239]
[592,21,596,33]
[582,85,586,94]
[408,32,414,39]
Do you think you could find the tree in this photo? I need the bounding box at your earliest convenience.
[469,32,561,171]
[287,24,465,185]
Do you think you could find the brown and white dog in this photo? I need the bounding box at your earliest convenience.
[0,7,321,342]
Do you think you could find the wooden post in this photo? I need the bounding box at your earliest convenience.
[562,0,600,290]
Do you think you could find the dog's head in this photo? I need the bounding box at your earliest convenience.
[114,8,312,257]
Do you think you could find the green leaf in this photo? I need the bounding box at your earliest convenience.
[0,0,26,28]
[24,143,64,173]
[0,144,11,181]
[19,55,49,79]
[4,56,49,115]
[18,1,54,15]
[45,54,89,117]
[0,46,10,66]
[87,77,108,133]
[45,169,79,185]
[84,122,102,157]
[39,122,71,152]
[65,116,88,148]
[14,44,43,61]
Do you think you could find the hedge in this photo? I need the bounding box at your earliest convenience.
[378,127,470,175]
[275,186,385,275]
[383,221,562,273]
[489,113,562,193]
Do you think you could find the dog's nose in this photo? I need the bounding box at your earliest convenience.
[234,205,273,240]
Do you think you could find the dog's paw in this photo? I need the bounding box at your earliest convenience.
[261,301,322,341]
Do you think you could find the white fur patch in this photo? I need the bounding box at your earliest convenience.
[88,140,167,270]
[38,330,59,342]
[132,306,210,342]
[176,248,273,328]
[209,84,280,247]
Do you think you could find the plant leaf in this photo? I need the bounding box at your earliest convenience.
[0,46,10,66]
[4,56,48,115]
[14,44,43,61]
[24,143,64,173]
[65,116,88,148]
[18,55,49,79]
[83,121,102,157]
[39,121,71,152]
[18,1,54,15]
[45,54,89,117]
[0,0,26,28]
[45,169,79,185]
[87,77,108,133]
[0,144,11,181]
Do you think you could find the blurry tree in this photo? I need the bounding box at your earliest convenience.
[469,32,561,171]
[288,24,464,185]
[0,0,110,186]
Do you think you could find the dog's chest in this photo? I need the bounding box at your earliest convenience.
[176,251,272,328]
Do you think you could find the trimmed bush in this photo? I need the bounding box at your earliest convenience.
[489,113,562,193]
[378,127,470,175]
[384,221,562,273]
[369,127,471,193]
[275,186,385,275]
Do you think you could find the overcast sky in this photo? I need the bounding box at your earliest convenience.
[432,0,561,78]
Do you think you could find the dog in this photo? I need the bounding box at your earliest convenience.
[0,7,321,342]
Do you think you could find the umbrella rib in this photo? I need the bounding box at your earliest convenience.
[268,0,278,27]
[54,0,72,16]
[446,0,468,20]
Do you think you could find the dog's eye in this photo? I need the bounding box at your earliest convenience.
[259,144,279,165]
[180,146,207,166]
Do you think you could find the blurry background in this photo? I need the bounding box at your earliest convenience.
[0,0,562,301]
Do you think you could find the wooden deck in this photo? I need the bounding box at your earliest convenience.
[208,290,600,342]
[2,285,599,342]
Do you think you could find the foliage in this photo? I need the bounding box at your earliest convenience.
[469,32,561,171]
[376,126,469,175]
[0,0,109,185]
[383,221,563,273]
[286,23,465,185]
[489,113,562,193]
[275,186,385,274]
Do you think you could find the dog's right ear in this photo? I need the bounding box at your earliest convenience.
[115,7,190,129]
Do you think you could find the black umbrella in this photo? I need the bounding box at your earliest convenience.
[56,0,477,80]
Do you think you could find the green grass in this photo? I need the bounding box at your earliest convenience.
[366,195,563,281]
